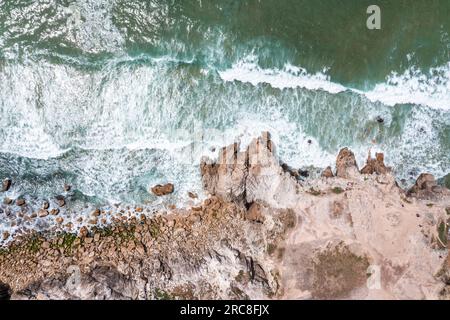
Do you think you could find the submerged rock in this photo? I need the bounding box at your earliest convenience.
[151,183,175,196]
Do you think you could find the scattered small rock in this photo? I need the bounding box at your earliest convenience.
[15,198,26,206]
[3,197,12,205]
[92,209,101,217]
[63,184,71,192]
[55,217,64,224]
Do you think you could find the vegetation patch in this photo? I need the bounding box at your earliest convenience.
[307,187,321,196]
[331,187,344,194]
[154,288,173,300]
[28,236,42,253]
[310,243,370,299]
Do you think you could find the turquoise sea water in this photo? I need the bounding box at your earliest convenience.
[0,0,449,210]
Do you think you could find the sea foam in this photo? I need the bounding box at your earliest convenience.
[219,56,450,111]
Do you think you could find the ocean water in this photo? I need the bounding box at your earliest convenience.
[0,0,449,222]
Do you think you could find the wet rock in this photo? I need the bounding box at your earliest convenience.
[376,116,384,124]
[55,196,65,207]
[321,166,334,178]
[299,169,309,178]
[2,231,9,240]
[188,192,198,199]
[16,198,26,207]
[38,210,49,218]
[151,183,174,196]
[50,209,59,216]
[335,148,359,178]
[3,197,12,205]
[281,163,299,178]
[92,209,101,217]
[360,152,390,175]
[42,201,50,210]
[1,179,11,192]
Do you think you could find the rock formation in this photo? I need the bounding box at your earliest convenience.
[408,173,450,200]
[360,151,390,175]
[0,132,449,300]
[151,183,175,196]
[335,148,359,178]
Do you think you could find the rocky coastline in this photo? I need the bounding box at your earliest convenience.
[0,132,449,300]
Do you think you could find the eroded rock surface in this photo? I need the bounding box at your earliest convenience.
[1,132,449,300]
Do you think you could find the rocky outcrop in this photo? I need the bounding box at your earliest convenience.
[321,166,334,178]
[1,132,449,300]
[360,151,390,175]
[151,183,174,196]
[408,173,450,200]
[201,132,299,208]
[335,148,359,178]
